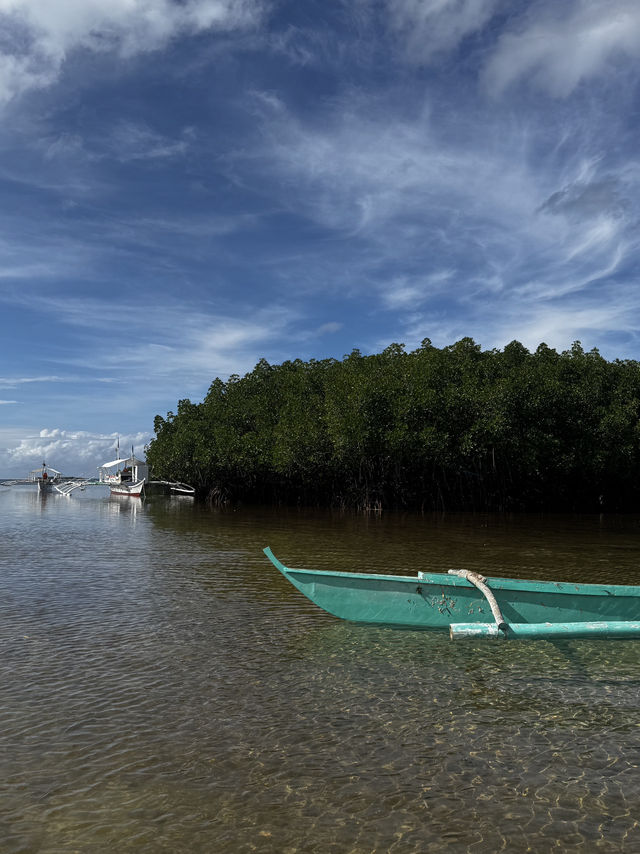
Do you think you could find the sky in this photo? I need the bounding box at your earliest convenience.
[2,0,640,476]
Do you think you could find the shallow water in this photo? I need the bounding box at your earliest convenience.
[2,486,640,852]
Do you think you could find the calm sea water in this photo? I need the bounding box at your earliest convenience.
[2,485,640,853]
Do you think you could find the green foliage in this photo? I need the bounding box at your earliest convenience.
[145,339,640,511]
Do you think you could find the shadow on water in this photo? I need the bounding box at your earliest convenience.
[2,489,640,852]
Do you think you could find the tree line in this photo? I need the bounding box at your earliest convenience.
[145,338,640,512]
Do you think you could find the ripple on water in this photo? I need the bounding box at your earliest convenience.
[2,491,640,852]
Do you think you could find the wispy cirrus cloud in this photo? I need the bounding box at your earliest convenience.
[381,272,456,309]
[393,280,640,358]
[375,1,640,98]
[484,2,640,97]
[383,0,501,62]
[35,121,195,165]
[242,77,640,357]
[105,121,194,162]
[249,87,636,263]
[0,375,67,388]
[0,0,266,105]
[6,290,300,383]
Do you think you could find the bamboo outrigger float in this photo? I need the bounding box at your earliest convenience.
[263,547,640,640]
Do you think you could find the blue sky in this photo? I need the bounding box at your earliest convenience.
[2,0,640,476]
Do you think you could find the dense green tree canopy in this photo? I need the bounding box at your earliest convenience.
[146,340,640,511]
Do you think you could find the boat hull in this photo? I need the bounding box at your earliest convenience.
[263,548,640,632]
[108,479,145,497]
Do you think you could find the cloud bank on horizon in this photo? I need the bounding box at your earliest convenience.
[1,0,640,474]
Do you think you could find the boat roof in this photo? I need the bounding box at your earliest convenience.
[29,465,62,475]
[100,456,146,468]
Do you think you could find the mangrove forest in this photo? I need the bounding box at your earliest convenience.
[145,338,640,512]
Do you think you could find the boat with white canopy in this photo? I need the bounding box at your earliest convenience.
[98,453,149,497]
[28,462,62,493]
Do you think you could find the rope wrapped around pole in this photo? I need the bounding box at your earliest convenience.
[448,569,508,634]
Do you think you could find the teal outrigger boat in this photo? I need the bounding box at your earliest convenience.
[263,547,640,640]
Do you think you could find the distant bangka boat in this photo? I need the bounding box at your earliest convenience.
[3,446,194,499]
[98,453,148,497]
[28,462,62,493]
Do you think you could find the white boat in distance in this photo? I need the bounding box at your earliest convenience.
[29,462,62,493]
[98,453,149,497]
[4,446,194,498]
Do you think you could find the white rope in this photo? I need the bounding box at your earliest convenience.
[448,569,507,632]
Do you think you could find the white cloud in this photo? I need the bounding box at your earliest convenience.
[488,294,640,357]
[107,121,193,162]
[251,91,617,268]
[0,375,67,387]
[484,2,640,96]
[5,289,300,386]
[383,0,501,62]
[315,322,342,336]
[376,1,640,98]
[0,0,265,104]
[384,285,640,362]
[382,272,455,308]
[235,85,640,367]
[1,428,151,477]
